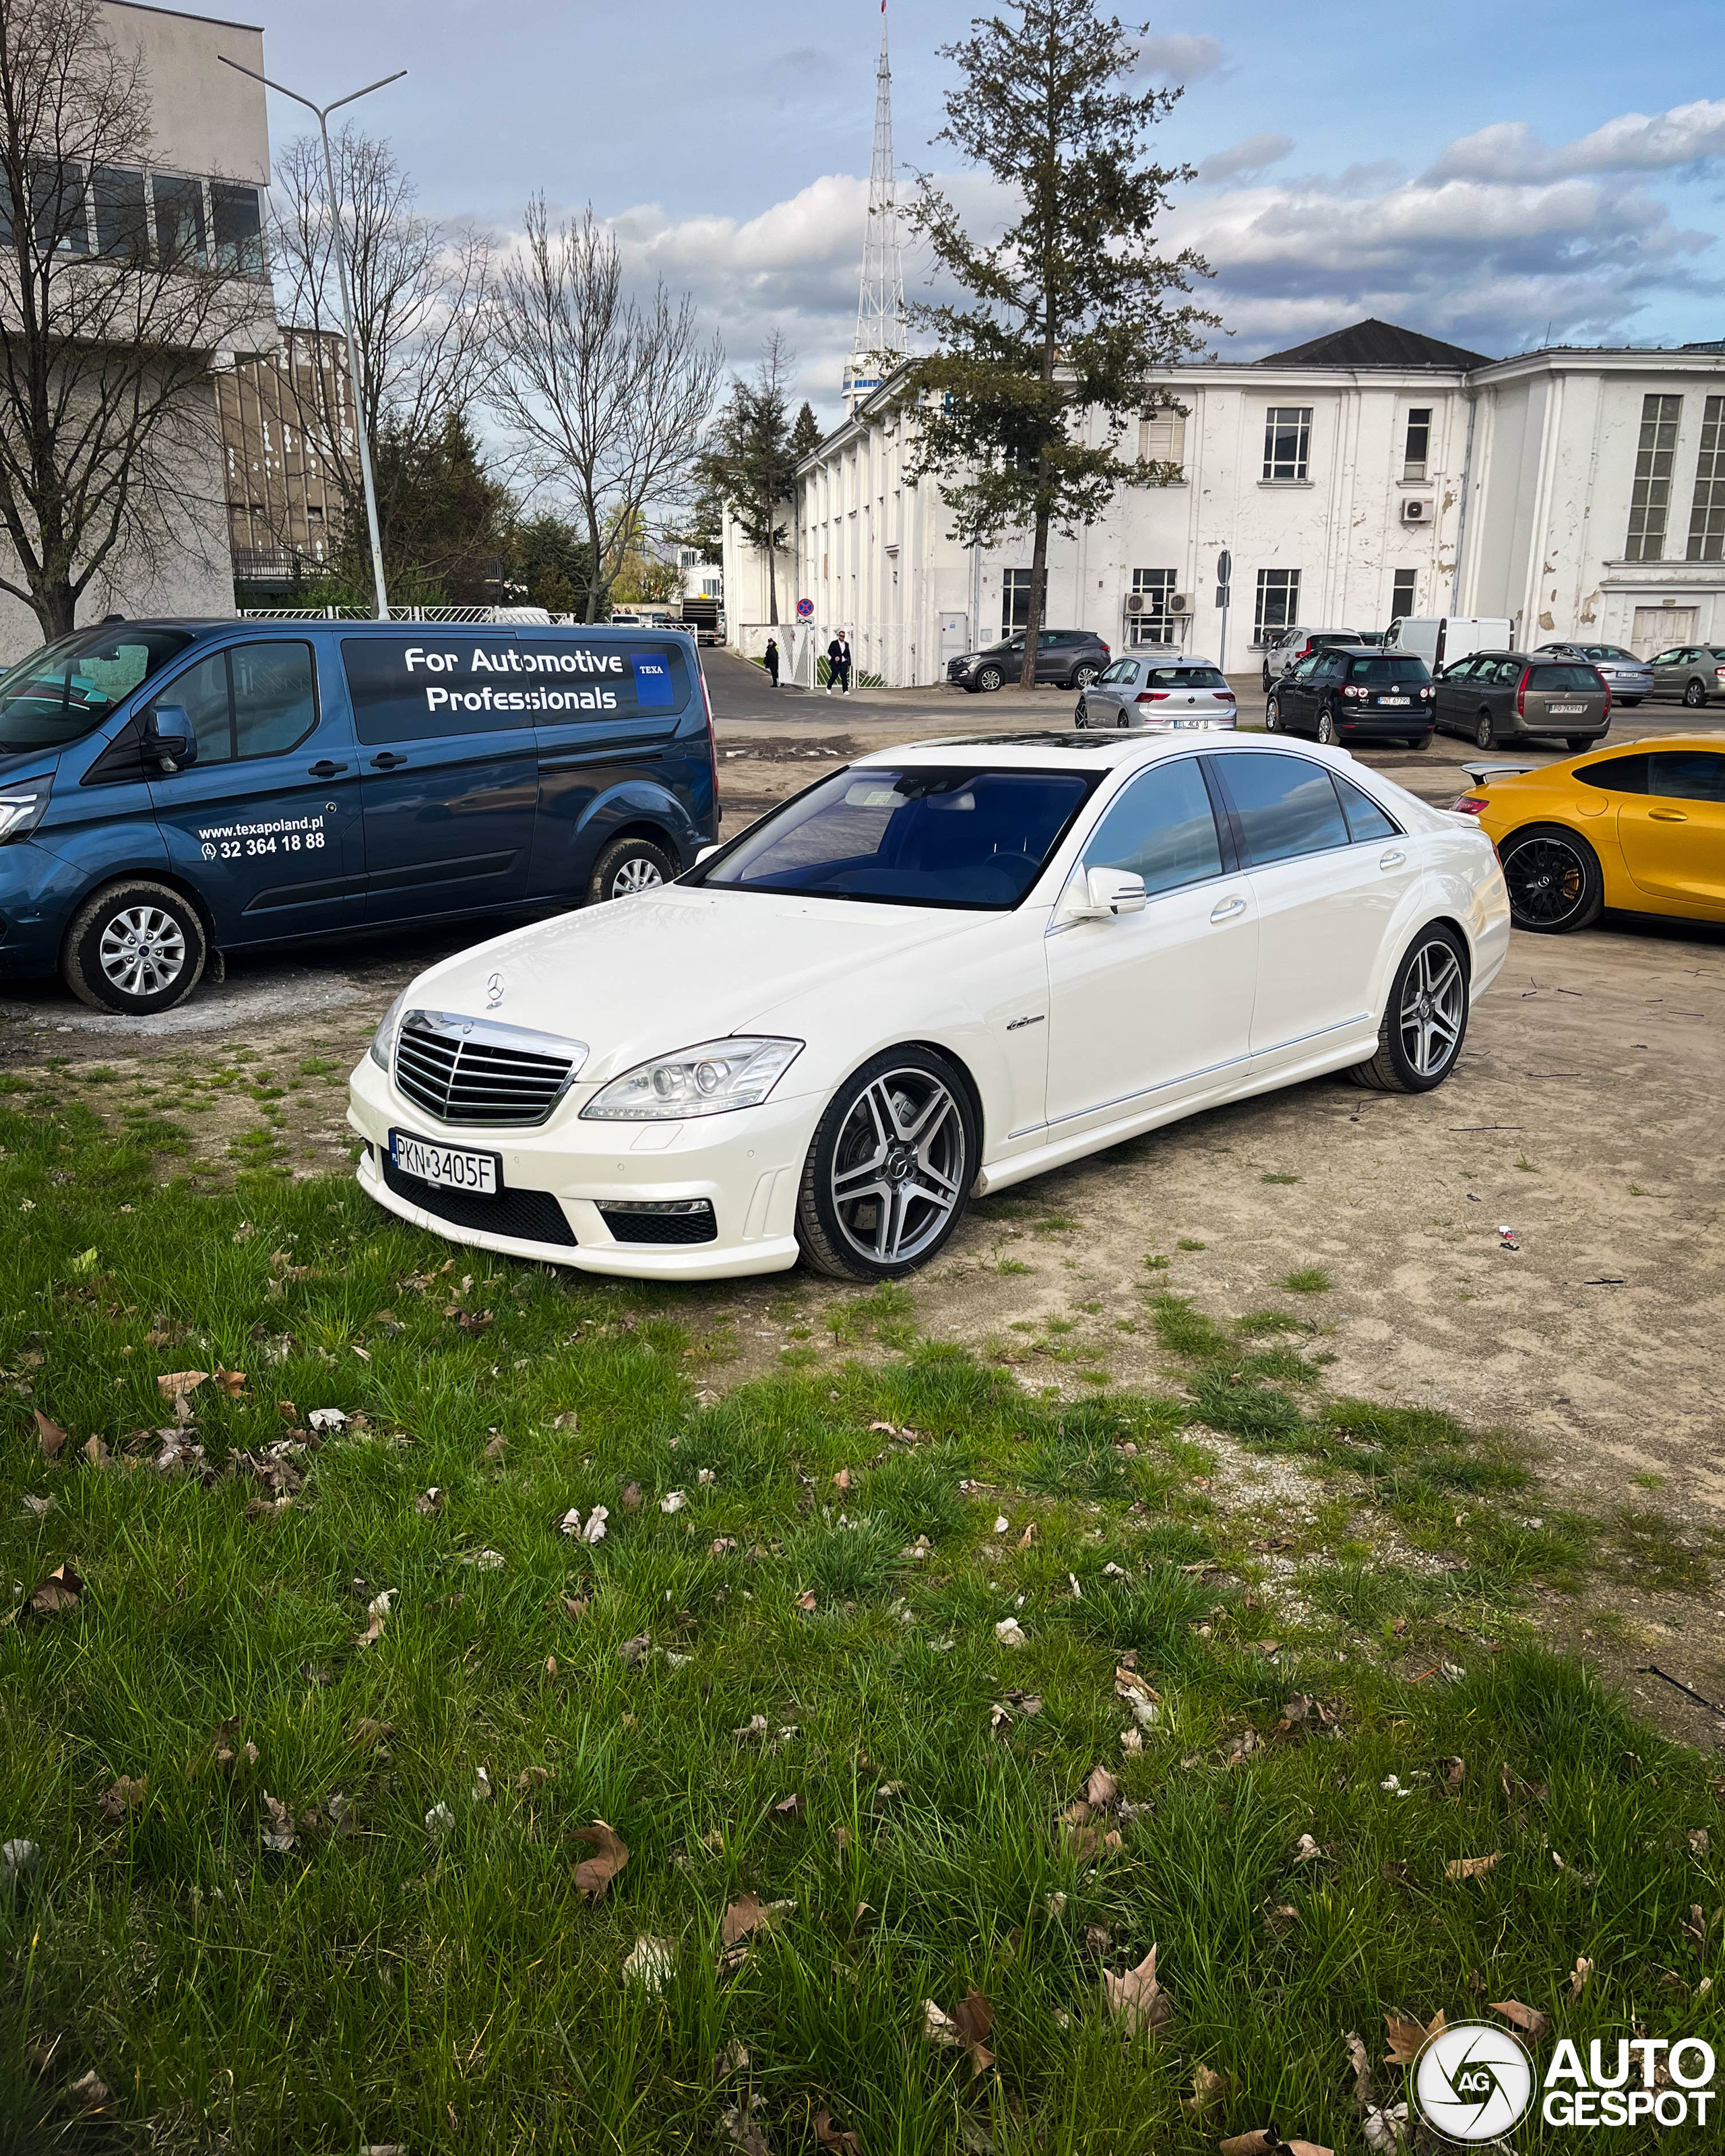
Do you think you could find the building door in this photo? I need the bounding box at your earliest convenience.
[939,614,970,666]
[1631,606,1697,657]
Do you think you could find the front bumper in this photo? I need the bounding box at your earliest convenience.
[346,1052,810,1280]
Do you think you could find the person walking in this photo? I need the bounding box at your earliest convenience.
[763,636,780,687]
[826,631,852,695]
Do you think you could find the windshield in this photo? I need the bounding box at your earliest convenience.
[700,766,1096,909]
[0,625,195,751]
[1345,656,1430,683]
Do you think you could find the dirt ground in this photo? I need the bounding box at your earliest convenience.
[7,656,1725,1738]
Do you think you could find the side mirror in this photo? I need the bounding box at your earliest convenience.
[695,844,721,864]
[144,704,195,773]
[1060,864,1146,922]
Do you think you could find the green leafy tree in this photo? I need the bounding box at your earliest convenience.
[323,412,511,606]
[500,511,600,617]
[699,334,796,625]
[904,1,1214,685]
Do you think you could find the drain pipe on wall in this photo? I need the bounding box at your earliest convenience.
[1449,389,1478,616]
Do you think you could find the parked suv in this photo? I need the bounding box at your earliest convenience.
[1647,641,1725,707]
[0,617,718,1016]
[1260,627,1375,693]
[1536,641,1653,706]
[1432,649,1610,749]
[947,627,1110,693]
[1265,647,1434,748]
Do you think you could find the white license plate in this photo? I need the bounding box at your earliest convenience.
[1168,716,1209,728]
[390,1130,500,1193]
[1378,697,1410,705]
[1548,704,1586,715]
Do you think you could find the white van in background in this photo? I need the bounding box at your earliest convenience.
[1387,617,1513,672]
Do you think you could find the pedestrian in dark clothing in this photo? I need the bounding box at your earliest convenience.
[764,637,780,687]
[827,632,852,694]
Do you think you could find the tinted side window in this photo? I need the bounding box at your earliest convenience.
[162,651,233,766]
[1648,751,1725,803]
[1083,759,1223,895]
[232,643,317,757]
[1334,771,1399,842]
[342,637,689,744]
[1577,754,1647,794]
[1218,751,1350,865]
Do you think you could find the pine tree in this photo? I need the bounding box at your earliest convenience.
[904,1,1214,686]
[789,401,823,464]
[699,336,796,625]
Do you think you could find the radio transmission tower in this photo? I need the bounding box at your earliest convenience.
[844,0,907,413]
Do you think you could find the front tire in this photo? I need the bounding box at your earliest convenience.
[588,835,676,904]
[1074,701,1088,728]
[1499,823,1604,934]
[1346,925,1470,1093]
[63,879,207,1015]
[976,666,1003,693]
[795,1046,977,1281]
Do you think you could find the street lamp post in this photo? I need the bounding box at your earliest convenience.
[220,57,404,621]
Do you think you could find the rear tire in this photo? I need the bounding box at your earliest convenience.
[1405,733,1431,750]
[1498,823,1604,934]
[587,835,676,905]
[1315,709,1338,745]
[1345,924,1470,1093]
[795,1046,977,1281]
[1264,696,1281,731]
[1474,712,1497,750]
[1072,664,1100,689]
[1683,678,1706,708]
[63,879,207,1015]
[1566,735,1593,752]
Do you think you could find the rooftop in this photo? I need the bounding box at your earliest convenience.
[1255,318,1496,371]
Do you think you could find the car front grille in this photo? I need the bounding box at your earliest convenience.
[393,1011,587,1127]
[381,1154,578,1246]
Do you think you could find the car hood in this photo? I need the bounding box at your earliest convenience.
[0,743,61,785]
[398,886,965,1082]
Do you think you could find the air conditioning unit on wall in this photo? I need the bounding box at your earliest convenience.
[1168,592,1191,614]
[1401,496,1437,524]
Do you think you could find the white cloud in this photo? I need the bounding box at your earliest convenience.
[1131,33,1224,81]
[1429,98,1725,183]
[1194,133,1294,186]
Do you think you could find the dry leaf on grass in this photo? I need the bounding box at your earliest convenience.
[20,1493,55,1517]
[358,1590,394,1645]
[1293,1834,1324,1864]
[27,1562,84,1616]
[718,2103,772,2155]
[33,1409,66,1460]
[1086,1765,1119,1808]
[156,1370,208,1401]
[425,1802,455,1839]
[922,1990,994,2075]
[1490,1999,1550,2038]
[1183,2064,1230,2120]
[1445,1852,1501,1881]
[660,1489,687,1514]
[815,2112,862,2154]
[832,1468,852,1491]
[1569,1955,1593,1998]
[621,1934,675,1993]
[482,1434,508,1461]
[82,1436,111,1469]
[416,1488,445,1515]
[2,1837,40,1874]
[98,1776,148,1821]
[1383,2008,1443,2066]
[1115,1666,1160,1726]
[1102,1943,1171,2037]
[261,1794,296,1852]
[1219,2134,1334,2156]
[720,1894,797,1947]
[572,1818,630,1900]
[67,2070,109,2110]
[994,1617,1028,1647]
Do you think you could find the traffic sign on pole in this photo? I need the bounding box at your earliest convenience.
[1216,548,1232,585]
[796,598,813,620]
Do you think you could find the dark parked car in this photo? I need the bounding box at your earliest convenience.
[947,627,1110,693]
[1265,646,1435,748]
[1432,649,1610,750]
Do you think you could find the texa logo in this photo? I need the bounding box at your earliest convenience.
[486,972,504,1009]
[1413,2022,1535,2141]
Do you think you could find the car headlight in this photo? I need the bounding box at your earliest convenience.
[368,990,409,1072]
[0,791,44,843]
[580,1036,803,1120]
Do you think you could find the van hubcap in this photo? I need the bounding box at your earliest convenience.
[611,857,664,897]
[98,906,186,996]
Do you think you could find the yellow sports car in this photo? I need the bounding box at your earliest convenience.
[1453,734,1725,933]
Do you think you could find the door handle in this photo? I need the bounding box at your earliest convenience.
[1209,895,1247,923]
[1648,809,1687,821]
[1379,846,1407,868]
[369,751,409,770]
[307,759,348,778]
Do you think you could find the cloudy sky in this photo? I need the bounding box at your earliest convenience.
[243,0,1725,421]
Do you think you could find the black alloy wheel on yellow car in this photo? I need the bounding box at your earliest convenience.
[1498,823,1605,934]
[1345,924,1470,1091]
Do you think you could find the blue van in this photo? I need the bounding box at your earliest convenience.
[0,618,719,1014]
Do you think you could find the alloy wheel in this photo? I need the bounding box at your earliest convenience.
[610,856,664,897]
[1316,710,1336,744]
[98,906,187,998]
[1396,938,1466,1079]
[1501,832,1590,927]
[827,1069,966,1267]
[1683,678,1706,708]
[1475,714,1496,749]
[1265,698,1280,730]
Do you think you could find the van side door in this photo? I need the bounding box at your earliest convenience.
[145,639,363,943]
[340,635,540,924]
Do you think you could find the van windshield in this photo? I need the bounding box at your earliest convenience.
[0,625,195,751]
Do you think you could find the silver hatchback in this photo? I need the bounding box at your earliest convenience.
[1536,641,1654,706]
[1076,656,1237,729]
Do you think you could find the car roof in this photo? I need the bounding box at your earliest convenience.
[858,732,1332,772]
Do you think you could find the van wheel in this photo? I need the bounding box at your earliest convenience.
[588,835,677,904]
[63,879,208,1015]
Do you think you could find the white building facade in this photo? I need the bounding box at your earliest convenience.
[722,320,1725,682]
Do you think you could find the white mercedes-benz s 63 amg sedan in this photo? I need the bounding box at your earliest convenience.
[347,729,1509,1283]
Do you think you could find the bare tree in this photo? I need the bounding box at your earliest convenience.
[0,0,265,638]
[268,125,493,562]
[487,200,722,622]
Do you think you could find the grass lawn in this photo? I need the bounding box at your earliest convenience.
[3,1089,1722,2153]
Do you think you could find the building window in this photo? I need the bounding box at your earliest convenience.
[92,166,148,260]
[1403,408,1431,482]
[1127,567,1177,645]
[152,174,206,266]
[28,158,89,254]
[1390,570,1417,623]
[1002,567,1033,637]
[212,183,263,274]
[1137,406,1187,472]
[1625,393,1681,561]
[1255,567,1300,640]
[1687,395,1725,563]
[1262,407,1311,482]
